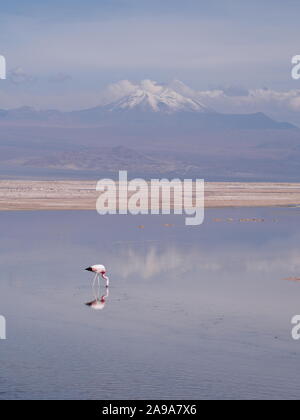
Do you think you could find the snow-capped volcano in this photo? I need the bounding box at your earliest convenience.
[108,80,210,114]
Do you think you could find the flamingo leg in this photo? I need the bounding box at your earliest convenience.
[92,273,98,288]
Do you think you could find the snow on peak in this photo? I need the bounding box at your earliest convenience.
[108,80,210,114]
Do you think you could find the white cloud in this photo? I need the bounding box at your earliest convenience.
[167,80,300,113]
[140,80,163,94]
[101,80,137,103]
[169,81,300,121]
[200,87,300,113]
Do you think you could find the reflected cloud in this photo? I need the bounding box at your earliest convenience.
[111,245,222,279]
[109,239,300,281]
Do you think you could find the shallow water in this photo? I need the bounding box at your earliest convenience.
[1,208,300,400]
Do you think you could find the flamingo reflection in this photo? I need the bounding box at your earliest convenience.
[85,264,110,310]
[85,286,109,311]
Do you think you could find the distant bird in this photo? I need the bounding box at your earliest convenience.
[85,264,110,288]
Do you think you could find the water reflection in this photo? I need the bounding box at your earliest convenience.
[2,210,300,399]
[108,240,300,280]
[85,286,109,310]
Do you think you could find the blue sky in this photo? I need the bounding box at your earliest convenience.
[0,0,300,121]
[1,1,300,20]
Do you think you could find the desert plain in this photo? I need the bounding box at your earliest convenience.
[1,180,300,211]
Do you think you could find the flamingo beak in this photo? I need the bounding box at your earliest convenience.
[85,267,93,272]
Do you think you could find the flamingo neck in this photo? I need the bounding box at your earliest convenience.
[102,273,110,287]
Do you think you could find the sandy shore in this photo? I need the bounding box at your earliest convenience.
[1,180,300,211]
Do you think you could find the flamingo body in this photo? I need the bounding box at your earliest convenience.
[85,264,106,274]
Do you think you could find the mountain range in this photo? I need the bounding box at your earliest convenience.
[0,80,299,181]
[0,80,295,130]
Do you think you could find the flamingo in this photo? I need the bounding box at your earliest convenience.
[85,264,110,289]
[85,264,110,310]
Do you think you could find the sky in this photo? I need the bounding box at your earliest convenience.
[0,0,300,122]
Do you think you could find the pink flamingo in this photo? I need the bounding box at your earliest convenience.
[85,264,110,289]
[85,264,110,310]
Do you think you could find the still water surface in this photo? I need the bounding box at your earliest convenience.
[1,208,300,400]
